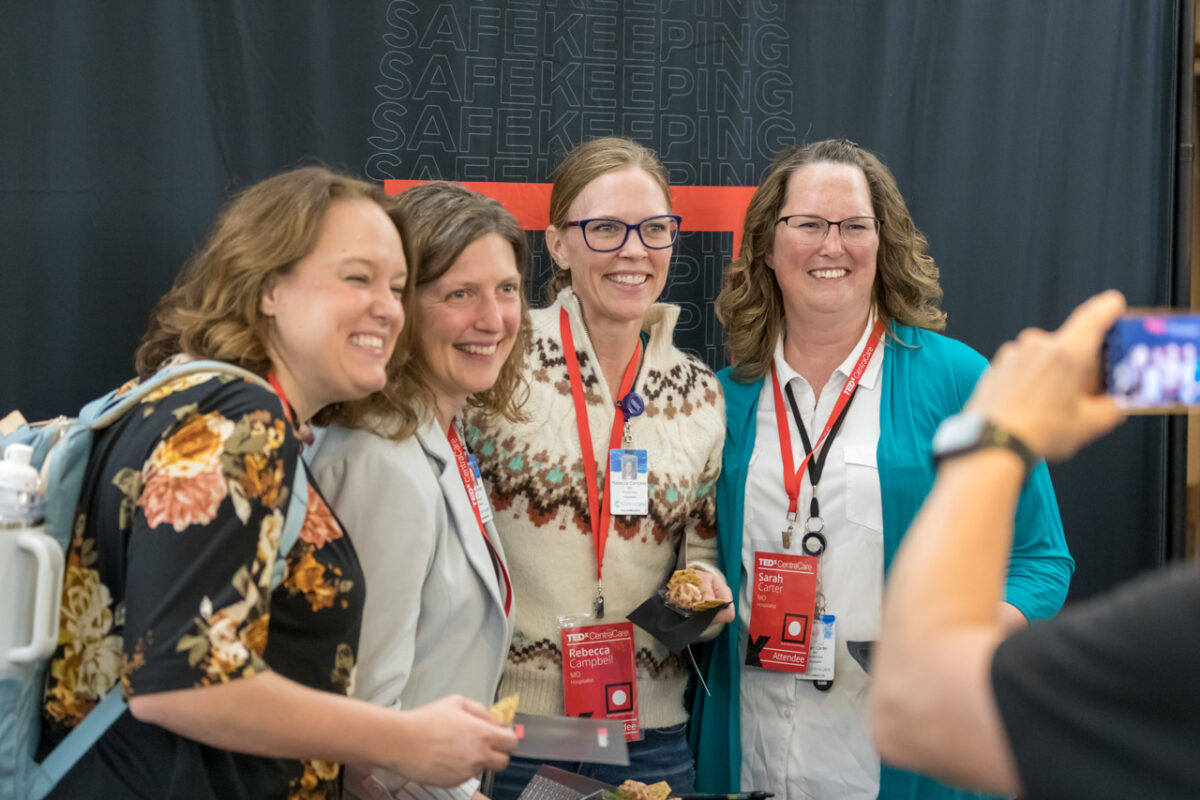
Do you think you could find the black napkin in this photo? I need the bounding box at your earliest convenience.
[626,593,732,653]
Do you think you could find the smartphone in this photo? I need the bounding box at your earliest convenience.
[1103,309,1200,412]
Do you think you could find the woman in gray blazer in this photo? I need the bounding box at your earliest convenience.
[308,182,532,800]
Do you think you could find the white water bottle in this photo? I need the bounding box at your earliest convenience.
[0,443,64,678]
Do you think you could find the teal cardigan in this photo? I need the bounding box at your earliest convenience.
[689,323,1073,799]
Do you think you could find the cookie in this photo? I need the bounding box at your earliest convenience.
[489,693,519,725]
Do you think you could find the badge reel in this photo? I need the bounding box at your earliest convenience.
[801,511,826,558]
[609,391,648,517]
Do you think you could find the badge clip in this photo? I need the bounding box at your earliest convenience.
[782,510,797,549]
[619,391,644,423]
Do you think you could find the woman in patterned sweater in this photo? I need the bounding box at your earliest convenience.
[37,167,516,799]
[467,137,733,799]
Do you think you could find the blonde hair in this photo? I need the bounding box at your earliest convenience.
[716,139,946,381]
[544,137,672,302]
[136,167,408,424]
[330,182,532,439]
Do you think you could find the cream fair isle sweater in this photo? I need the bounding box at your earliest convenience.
[465,289,724,730]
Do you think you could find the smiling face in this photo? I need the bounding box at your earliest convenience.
[417,233,523,423]
[546,166,672,332]
[768,162,879,327]
[260,197,407,420]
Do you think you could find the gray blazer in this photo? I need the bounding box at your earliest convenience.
[307,416,513,715]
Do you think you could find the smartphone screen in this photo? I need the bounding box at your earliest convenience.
[1103,310,1200,412]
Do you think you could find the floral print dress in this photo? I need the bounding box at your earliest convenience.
[38,371,365,800]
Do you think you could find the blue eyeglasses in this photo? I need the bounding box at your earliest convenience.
[566,215,682,252]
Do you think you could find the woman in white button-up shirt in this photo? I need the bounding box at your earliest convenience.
[691,139,1073,800]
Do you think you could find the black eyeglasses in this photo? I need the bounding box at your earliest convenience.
[776,215,881,245]
[565,215,682,252]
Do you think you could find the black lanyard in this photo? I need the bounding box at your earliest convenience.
[782,381,859,556]
[784,378,859,694]
[784,380,858,524]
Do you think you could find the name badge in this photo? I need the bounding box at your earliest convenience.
[796,614,836,681]
[608,448,648,516]
[560,621,641,742]
[468,455,493,525]
[745,551,819,673]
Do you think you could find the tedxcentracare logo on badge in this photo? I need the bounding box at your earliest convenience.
[606,682,634,714]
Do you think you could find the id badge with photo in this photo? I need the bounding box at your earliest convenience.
[559,618,641,742]
[796,614,836,681]
[608,448,648,516]
[745,551,819,673]
[467,454,494,525]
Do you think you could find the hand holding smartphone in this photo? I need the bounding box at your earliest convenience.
[1103,309,1200,412]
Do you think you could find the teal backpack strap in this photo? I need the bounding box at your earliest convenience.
[271,463,307,590]
[40,360,273,573]
[86,360,270,430]
[32,689,127,796]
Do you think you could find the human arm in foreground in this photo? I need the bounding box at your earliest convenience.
[129,673,516,787]
[871,291,1126,794]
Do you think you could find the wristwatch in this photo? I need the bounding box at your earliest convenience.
[932,412,1036,480]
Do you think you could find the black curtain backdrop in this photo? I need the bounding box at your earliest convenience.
[1,1,1189,601]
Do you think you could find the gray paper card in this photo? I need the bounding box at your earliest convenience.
[512,713,631,766]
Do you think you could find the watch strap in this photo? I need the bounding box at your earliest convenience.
[934,419,1036,481]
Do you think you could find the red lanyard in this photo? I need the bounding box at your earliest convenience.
[446,425,513,616]
[266,372,297,426]
[771,318,885,519]
[560,307,641,587]
[266,371,317,446]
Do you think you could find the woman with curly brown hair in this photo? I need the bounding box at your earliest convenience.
[308,181,531,800]
[691,140,1072,800]
[37,167,516,799]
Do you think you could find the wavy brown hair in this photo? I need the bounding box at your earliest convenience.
[544,137,672,303]
[716,139,945,381]
[136,166,409,423]
[330,182,533,439]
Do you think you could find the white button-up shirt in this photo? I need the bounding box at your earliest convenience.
[739,318,885,799]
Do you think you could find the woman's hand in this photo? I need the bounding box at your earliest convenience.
[128,673,517,788]
[386,695,517,786]
[694,565,736,625]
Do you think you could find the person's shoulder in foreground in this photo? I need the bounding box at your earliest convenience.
[872,290,1200,799]
[992,561,1200,798]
